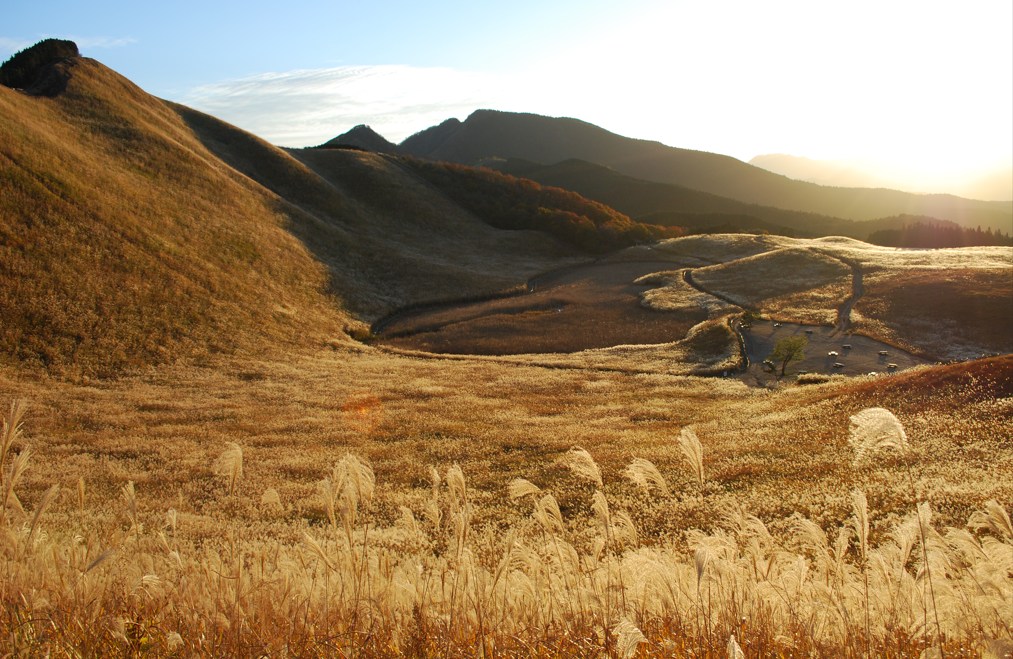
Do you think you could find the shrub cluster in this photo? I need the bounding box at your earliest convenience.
[0,39,79,90]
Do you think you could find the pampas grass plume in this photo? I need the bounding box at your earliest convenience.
[507,477,541,500]
[969,500,1013,542]
[613,618,648,659]
[679,427,705,487]
[849,407,908,464]
[624,458,670,496]
[561,447,602,487]
[727,634,746,659]
[216,442,244,495]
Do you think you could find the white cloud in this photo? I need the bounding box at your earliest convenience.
[181,65,514,147]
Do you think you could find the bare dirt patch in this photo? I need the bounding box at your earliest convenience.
[741,318,929,382]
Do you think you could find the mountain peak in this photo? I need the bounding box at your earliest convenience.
[319,124,399,153]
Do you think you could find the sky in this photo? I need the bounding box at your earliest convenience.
[4,0,1012,199]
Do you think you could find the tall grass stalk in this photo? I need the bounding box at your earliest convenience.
[678,427,705,490]
[849,406,945,657]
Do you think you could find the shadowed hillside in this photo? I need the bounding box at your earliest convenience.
[398,110,1013,232]
[394,157,683,252]
[489,158,851,237]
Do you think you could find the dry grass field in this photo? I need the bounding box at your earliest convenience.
[1,348,1011,657]
[855,268,1013,360]
[690,247,852,311]
[1,50,1011,657]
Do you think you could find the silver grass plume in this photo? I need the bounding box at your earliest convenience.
[848,407,909,465]
[446,464,467,505]
[727,634,746,659]
[216,442,244,496]
[533,493,565,534]
[624,457,670,496]
[507,478,541,500]
[340,453,375,506]
[678,427,705,487]
[121,481,138,531]
[695,546,711,587]
[852,489,870,562]
[968,499,1013,543]
[0,399,27,470]
[613,618,648,659]
[561,446,602,487]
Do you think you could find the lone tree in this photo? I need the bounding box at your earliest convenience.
[768,334,807,377]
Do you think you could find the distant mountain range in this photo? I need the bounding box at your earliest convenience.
[327,110,1012,234]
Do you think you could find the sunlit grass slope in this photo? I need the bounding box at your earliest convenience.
[0,56,348,377]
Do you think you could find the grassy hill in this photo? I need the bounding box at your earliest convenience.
[0,54,350,377]
[0,48,586,377]
[399,109,1013,232]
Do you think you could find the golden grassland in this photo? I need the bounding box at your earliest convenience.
[2,53,1012,657]
[1,349,1010,656]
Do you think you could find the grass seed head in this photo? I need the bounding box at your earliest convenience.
[613,618,648,659]
[216,442,244,496]
[561,447,602,488]
[507,478,541,500]
[968,500,1013,543]
[848,407,909,465]
[624,457,670,496]
[678,427,705,487]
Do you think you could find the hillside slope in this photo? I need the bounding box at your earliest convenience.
[399,110,1013,232]
[0,54,352,377]
[0,49,579,377]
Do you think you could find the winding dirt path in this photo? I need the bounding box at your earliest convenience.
[813,250,864,335]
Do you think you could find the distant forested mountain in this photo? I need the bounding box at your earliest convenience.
[387,110,1012,233]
